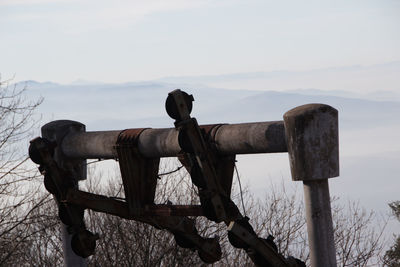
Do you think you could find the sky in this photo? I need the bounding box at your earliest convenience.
[1,0,400,85]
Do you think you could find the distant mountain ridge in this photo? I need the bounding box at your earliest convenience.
[21,80,400,131]
[155,61,400,100]
[21,59,400,102]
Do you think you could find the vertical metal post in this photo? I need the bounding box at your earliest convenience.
[303,179,336,266]
[42,120,87,267]
[284,104,339,267]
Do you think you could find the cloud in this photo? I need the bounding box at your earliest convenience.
[3,0,223,33]
[0,0,227,31]
[0,0,76,6]
[76,0,209,31]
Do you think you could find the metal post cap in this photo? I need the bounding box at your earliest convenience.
[283,104,339,181]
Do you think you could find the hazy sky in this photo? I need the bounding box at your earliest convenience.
[2,0,399,84]
[2,0,399,245]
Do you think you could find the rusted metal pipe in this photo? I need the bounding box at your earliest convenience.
[214,121,287,155]
[61,121,287,159]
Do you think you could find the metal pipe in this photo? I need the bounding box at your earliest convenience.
[61,130,120,159]
[283,104,339,267]
[303,179,337,267]
[214,121,287,155]
[61,121,287,159]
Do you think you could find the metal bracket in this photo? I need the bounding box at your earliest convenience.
[29,137,98,258]
[115,128,159,215]
[166,89,238,223]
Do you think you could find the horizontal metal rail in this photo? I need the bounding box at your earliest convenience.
[66,189,204,217]
[61,121,287,159]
